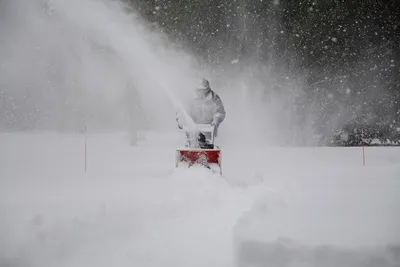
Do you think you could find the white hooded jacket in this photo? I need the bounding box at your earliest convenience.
[188,89,225,125]
[176,82,226,129]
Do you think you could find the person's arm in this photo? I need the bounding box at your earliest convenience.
[212,94,226,126]
[176,111,183,129]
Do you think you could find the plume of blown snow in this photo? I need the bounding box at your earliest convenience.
[0,0,316,146]
[0,0,202,132]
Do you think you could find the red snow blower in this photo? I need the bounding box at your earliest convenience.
[175,124,222,175]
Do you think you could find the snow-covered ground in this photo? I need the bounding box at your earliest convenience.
[1,0,399,266]
[1,131,399,267]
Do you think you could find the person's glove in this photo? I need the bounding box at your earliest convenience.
[211,119,219,127]
[211,120,219,137]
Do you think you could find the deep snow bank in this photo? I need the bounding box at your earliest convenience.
[1,132,399,267]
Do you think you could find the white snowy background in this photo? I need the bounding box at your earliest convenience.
[0,0,399,266]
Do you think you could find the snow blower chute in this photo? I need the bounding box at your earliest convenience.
[175,124,222,175]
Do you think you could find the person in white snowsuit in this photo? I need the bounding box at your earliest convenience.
[176,78,226,137]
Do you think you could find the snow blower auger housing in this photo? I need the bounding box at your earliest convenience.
[175,124,222,175]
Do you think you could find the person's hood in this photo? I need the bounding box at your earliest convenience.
[195,78,211,98]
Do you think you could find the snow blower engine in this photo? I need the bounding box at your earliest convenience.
[175,124,222,175]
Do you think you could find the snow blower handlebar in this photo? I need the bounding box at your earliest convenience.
[182,124,216,146]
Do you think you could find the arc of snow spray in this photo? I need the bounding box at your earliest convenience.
[157,82,197,130]
[157,82,200,147]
